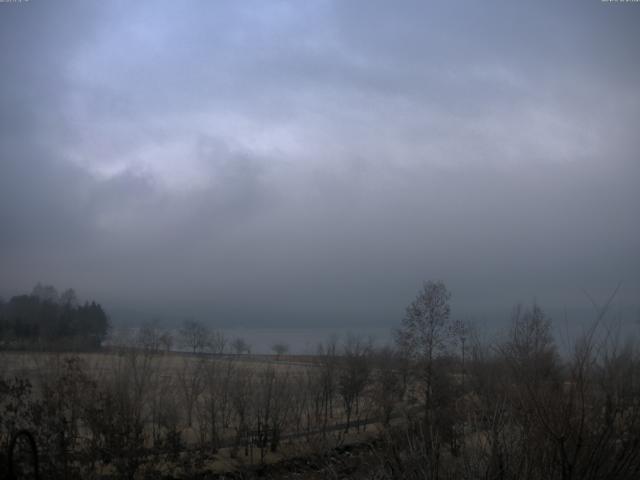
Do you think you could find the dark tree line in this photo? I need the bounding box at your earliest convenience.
[0,284,110,349]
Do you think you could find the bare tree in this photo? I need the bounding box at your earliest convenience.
[31,282,59,303]
[59,288,78,308]
[180,318,209,354]
[81,348,158,480]
[271,342,289,359]
[500,302,560,395]
[198,358,221,451]
[317,336,339,434]
[176,357,205,427]
[229,366,254,458]
[208,330,227,354]
[396,280,453,422]
[231,337,251,355]
[197,356,236,452]
[158,331,173,353]
[136,319,162,353]
[338,335,372,432]
[371,346,405,426]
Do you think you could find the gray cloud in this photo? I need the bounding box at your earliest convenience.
[1,0,638,328]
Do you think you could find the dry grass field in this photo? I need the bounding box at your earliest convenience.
[3,301,640,479]
[0,346,392,478]
[0,350,312,382]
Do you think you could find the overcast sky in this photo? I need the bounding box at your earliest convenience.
[1,1,638,327]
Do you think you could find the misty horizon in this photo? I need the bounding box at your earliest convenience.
[1,1,639,330]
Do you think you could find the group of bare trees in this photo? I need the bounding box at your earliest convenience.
[372,281,640,480]
[132,318,233,356]
[178,319,227,355]
[2,281,639,479]
[0,334,407,478]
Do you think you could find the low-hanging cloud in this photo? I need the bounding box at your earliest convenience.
[1,0,638,327]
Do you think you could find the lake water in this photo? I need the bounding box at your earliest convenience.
[109,326,395,354]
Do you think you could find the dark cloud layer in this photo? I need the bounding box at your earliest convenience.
[1,1,638,327]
